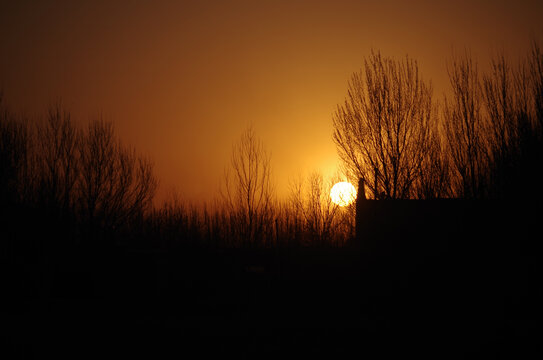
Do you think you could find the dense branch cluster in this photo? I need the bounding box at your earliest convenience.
[0,102,157,243]
[333,43,543,200]
[333,51,435,199]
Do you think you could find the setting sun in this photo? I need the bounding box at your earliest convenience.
[330,182,357,206]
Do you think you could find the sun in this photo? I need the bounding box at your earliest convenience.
[330,182,357,206]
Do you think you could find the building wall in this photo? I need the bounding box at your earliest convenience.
[354,181,537,258]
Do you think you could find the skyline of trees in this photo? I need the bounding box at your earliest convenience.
[2,41,543,248]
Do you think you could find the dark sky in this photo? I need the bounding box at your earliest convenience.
[1,0,542,204]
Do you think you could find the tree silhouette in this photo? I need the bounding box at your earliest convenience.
[288,172,342,245]
[78,119,157,236]
[333,51,440,199]
[443,42,543,199]
[222,125,274,246]
[413,125,451,199]
[531,41,543,128]
[34,104,80,217]
[443,51,489,199]
[487,43,543,199]
[0,96,30,206]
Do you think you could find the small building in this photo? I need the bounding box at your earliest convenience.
[354,178,536,257]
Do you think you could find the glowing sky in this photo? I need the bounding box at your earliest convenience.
[1,0,542,204]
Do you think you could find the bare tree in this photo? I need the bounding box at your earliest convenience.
[77,119,157,235]
[530,39,543,129]
[333,51,437,199]
[526,40,543,199]
[483,54,515,153]
[414,124,452,199]
[34,104,80,215]
[288,172,354,246]
[481,53,522,198]
[222,125,274,246]
[294,172,338,244]
[0,95,30,205]
[481,43,543,199]
[443,51,489,199]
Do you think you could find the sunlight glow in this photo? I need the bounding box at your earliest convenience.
[330,182,357,206]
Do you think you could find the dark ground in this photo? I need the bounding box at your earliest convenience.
[2,201,541,358]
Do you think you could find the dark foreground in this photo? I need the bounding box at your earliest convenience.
[2,201,541,359]
[2,247,540,359]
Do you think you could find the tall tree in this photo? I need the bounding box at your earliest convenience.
[481,43,543,199]
[443,51,489,199]
[0,95,30,205]
[333,51,438,199]
[78,119,157,235]
[35,104,80,215]
[222,125,274,246]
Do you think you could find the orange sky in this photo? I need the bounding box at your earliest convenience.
[1,0,542,204]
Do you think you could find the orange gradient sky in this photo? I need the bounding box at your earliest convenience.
[1,0,542,204]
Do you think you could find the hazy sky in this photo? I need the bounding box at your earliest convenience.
[1,0,542,204]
